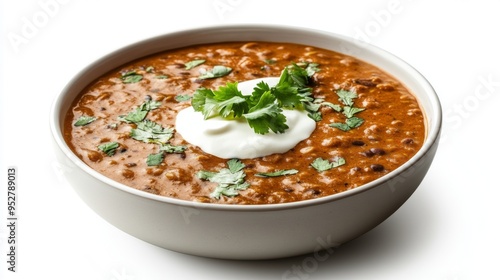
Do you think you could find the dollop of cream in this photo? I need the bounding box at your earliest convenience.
[175,78,316,159]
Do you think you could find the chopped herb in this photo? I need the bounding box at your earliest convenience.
[192,63,315,134]
[130,120,174,145]
[329,122,351,131]
[343,106,365,118]
[328,89,366,131]
[146,152,165,166]
[145,66,154,73]
[185,59,206,70]
[336,89,358,107]
[175,94,192,102]
[321,102,342,112]
[198,65,232,80]
[159,143,187,153]
[121,71,143,84]
[155,75,168,79]
[98,142,119,156]
[74,115,96,126]
[120,100,183,165]
[345,116,364,128]
[255,169,298,177]
[311,157,346,172]
[305,62,320,77]
[121,100,161,123]
[330,116,365,131]
[197,159,249,199]
[308,111,322,122]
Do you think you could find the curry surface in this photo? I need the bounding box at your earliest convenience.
[64,42,425,204]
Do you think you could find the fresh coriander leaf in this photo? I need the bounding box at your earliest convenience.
[311,157,345,172]
[308,111,322,122]
[305,63,320,77]
[192,88,214,111]
[140,100,161,111]
[244,91,288,134]
[346,116,364,128]
[336,89,357,106]
[175,94,192,102]
[121,71,143,84]
[207,168,246,185]
[145,66,154,73]
[281,63,309,88]
[98,142,119,156]
[343,106,365,118]
[212,82,248,118]
[124,108,148,123]
[190,63,315,135]
[255,169,298,177]
[146,152,165,166]
[130,120,174,144]
[329,122,351,131]
[227,158,245,173]
[74,115,96,126]
[155,75,168,79]
[272,84,305,109]
[185,59,206,70]
[198,65,232,79]
[123,100,161,123]
[321,102,342,112]
[303,100,322,113]
[196,170,217,180]
[196,159,249,199]
[211,182,250,199]
[159,143,187,153]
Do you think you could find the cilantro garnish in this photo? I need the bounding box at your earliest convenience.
[98,142,119,156]
[197,159,249,199]
[121,71,143,84]
[74,115,96,126]
[192,63,317,134]
[130,120,174,145]
[146,152,165,166]
[119,98,185,166]
[255,169,298,177]
[198,65,232,80]
[185,59,206,70]
[328,89,366,131]
[159,143,187,153]
[120,100,161,123]
[175,94,192,102]
[311,157,346,172]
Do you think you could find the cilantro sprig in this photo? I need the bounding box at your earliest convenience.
[98,142,119,156]
[74,115,96,126]
[121,71,143,84]
[255,169,298,177]
[191,63,317,134]
[311,157,346,172]
[328,89,365,131]
[119,99,186,166]
[197,159,250,199]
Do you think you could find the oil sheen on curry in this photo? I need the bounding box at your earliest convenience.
[64,42,425,205]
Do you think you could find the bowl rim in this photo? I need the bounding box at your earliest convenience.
[50,24,442,212]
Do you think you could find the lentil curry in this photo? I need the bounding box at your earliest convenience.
[64,42,425,205]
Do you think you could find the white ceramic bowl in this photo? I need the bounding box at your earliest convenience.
[50,25,441,260]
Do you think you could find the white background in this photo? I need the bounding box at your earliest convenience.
[1,0,499,279]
